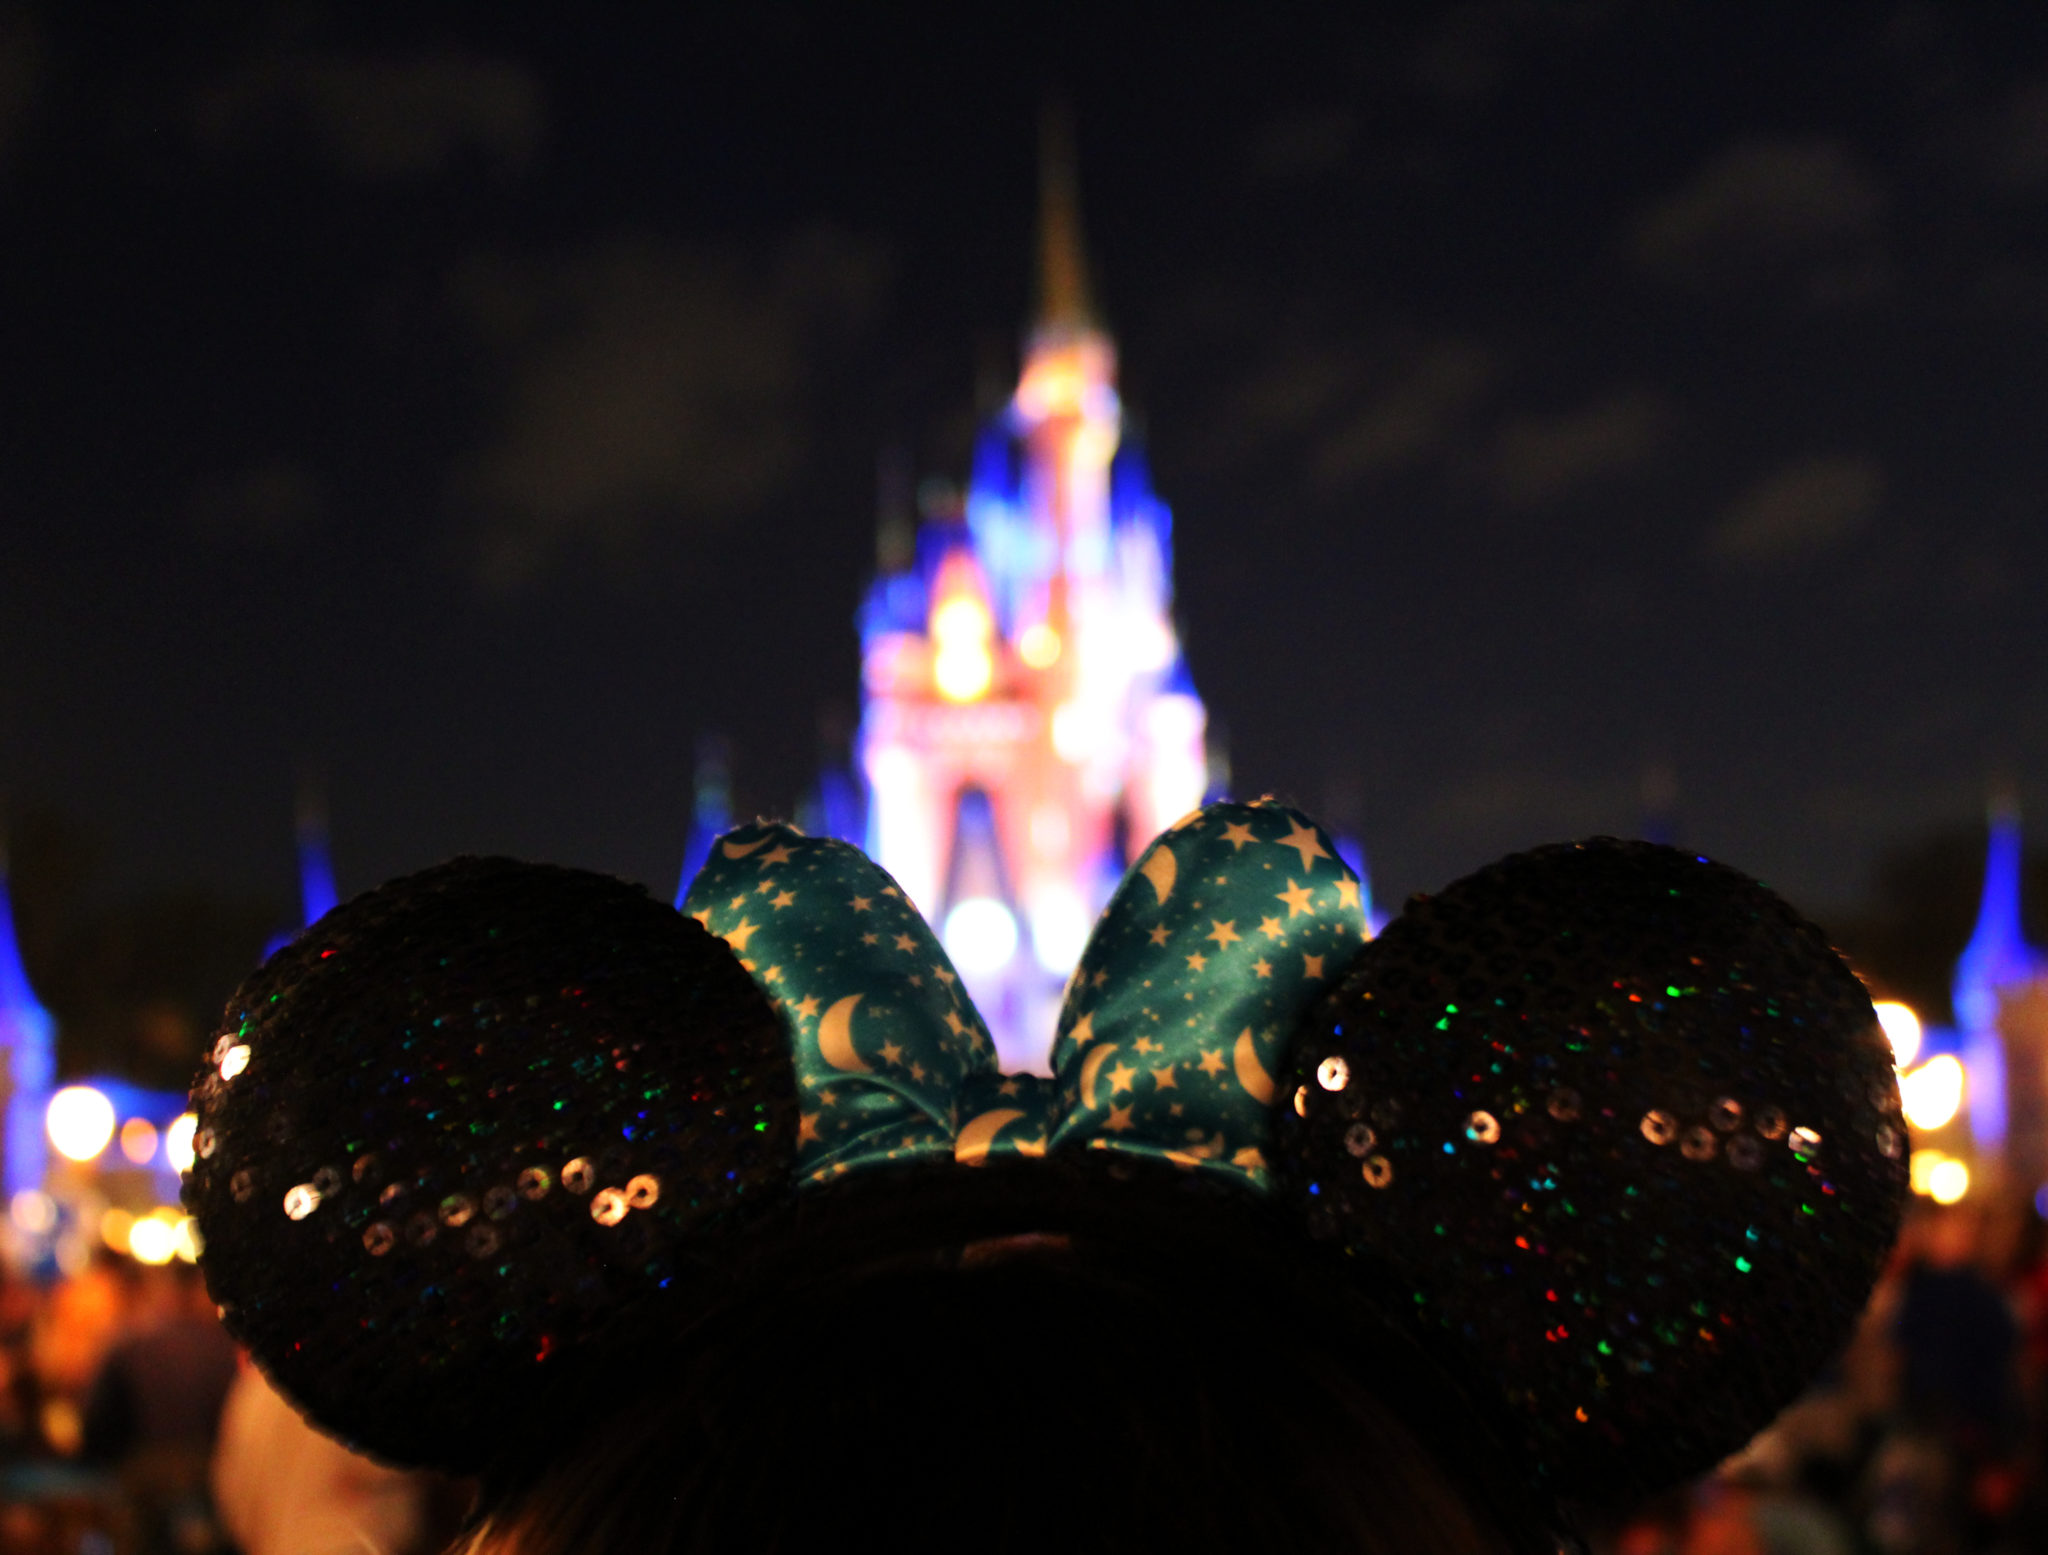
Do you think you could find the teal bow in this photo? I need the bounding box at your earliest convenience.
[680,800,1367,1196]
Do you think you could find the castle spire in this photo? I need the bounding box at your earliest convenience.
[0,840,56,1200]
[1954,789,2044,1034]
[1035,102,1095,334]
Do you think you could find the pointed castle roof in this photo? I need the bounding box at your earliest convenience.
[1034,103,1096,335]
[1953,793,2048,1033]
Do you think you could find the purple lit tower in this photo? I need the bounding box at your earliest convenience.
[856,139,1208,1072]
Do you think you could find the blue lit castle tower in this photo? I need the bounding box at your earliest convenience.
[1951,796,2048,1183]
[0,850,55,1202]
[856,143,1208,1072]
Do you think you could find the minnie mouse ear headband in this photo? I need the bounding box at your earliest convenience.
[183,800,1905,1500]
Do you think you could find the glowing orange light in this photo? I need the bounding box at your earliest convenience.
[1018,622,1062,669]
[119,1117,158,1166]
[931,594,995,703]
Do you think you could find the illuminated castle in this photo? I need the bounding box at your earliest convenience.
[0,855,55,1202]
[856,143,1208,1072]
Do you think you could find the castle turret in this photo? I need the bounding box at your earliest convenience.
[0,853,55,1201]
[856,123,1207,1071]
[1952,795,2048,1158]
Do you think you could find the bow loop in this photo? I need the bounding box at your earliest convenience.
[682,823,997,1182]
[1046,800,1368,1189]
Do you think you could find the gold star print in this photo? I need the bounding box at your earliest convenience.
[1260,915,1285,941]
[763,966,782,982]
[1277,880,1314,917]
[1185,951,1208,972]
[1068,1012,1095,1046]
[861,932,879,946]
[1198,1048,1227,1076]
[850,895,872,912]
[1104,1105,1136,1134]
[1133,1036,1161,1054]
[910,1063,926,1082]
[756,879,778,895]
[999,1077,1021,1098]
[724,919,760,952]
[1147,924,1170,946]
[1206,919,1241,949]
[1152,1064,1177,1089]
[1252,958,1272,979]
[934,967,954,985]
[690,909,713,928]
[893,932,918,953]
[760,845,795,867]
[1303,953,1326,979]
[819,1089,837,1106]
[943,1010,970,1037]
[1091,968,1108,987]
[798,1114,821,1145]
[1276,819,1330,873]
[771,890,796,910]
[908,974,923,987]
[1334,878,1361,910]
[1220,820,1256,850]
[1107,1062,1138,1094]
[728,894,747,911]
[882,885,900,898]
[880,1041,905,1066]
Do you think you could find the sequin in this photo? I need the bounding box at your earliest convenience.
[1640,1109,1677,1146]
[404,1213,436,1247]
[465,1223,501,1258]
[1755,1106,1787,1140]
[1788,1126,1821,1159]
[1547,1088,1581,1123]
[195,1128,216,1160]
[1344,1122,1377,1157]
[624,1174,660,1209]
[1727,1135,1763,1171]
[352,1153,381,1185]
[1874,1124,1901,1159]
[483,1185,518,1220]
[516,1166,552,1201]
[590,1188,629,1227]
[562,1157,595,1194]
[229,1169,254,1203]
[1680,1126,1716,1162]
[1708,1097,1742,1133]
[1465,1111,1501,1145]
[219,1045,251,1081]
[1361,1155,1393,1188]
[1317,1055,1350,1092]
[379,1181,406,1206]
[439,1194,476,1228]
[1293,1085,1310,1118]
[312,1166,342,1197]
[362,1222,395,1256]
[283,1184,321,1220]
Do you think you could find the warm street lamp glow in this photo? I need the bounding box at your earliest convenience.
[932,595,997,703]
[119,1117,158,1166]
[47,1087,116,1163]
[1873,1001,1921,1070]
[127,1214,178,1265]
[164,1113,198,1174]
[9,1191,55,1236]
[1928,1157,1971,1205]
[1018,622,1062,669]
[100,1207,134,1252]
[1900,1055,1964,1131]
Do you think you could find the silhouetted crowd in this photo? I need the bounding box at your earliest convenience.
[0,1198,2040,1555]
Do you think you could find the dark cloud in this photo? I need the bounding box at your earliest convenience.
[193,47,543,178]
[1708,455,1884,563]
[1242,107,1357,183]
[0,7,40,172]
[449,228,888,594]
[1489,390,1673,510]
[188,461,328,546]
[1308,340,1497,490]
[1630,139,1889,300]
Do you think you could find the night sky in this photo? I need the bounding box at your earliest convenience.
[7,3,2048,935]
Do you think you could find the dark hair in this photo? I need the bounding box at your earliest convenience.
[456,1231,1558,1555]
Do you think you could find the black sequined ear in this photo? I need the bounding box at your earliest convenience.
[183,857,799,1473]
[1273,839,1905,1499]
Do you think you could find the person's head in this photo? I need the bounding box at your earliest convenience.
[453,1235,1548,1555]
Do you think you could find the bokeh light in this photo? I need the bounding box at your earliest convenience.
[46,1087,116,1163]
[1873,1001,1922,1070]
[164,1113,198,1174]
[1900,1055,1964,1131]
[118,1117,158,1166]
